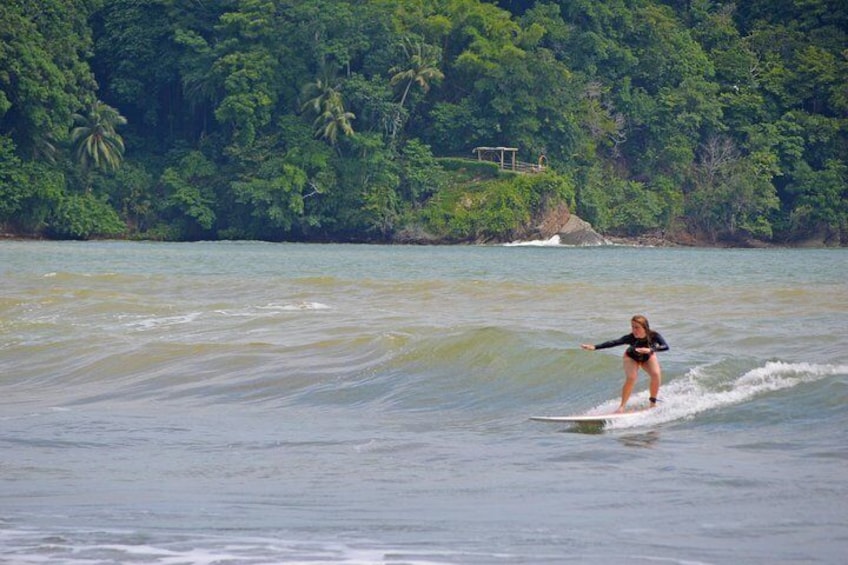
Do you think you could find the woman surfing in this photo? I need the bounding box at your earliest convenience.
[581,315,669,413]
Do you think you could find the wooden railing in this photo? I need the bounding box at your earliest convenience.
[509,159,547,174]
[471,146,547,174]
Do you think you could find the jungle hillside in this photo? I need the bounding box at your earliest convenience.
[1,0,846,245]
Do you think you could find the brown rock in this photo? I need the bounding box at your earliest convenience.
[557,214,609,246]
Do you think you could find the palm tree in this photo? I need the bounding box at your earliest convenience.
[70,101,127,172]
[390,38,444,110]
[300,71,337,116]
[301,68,355,146]
[315,91,356,145]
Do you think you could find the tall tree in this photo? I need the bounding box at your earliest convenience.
[390,37,444,110]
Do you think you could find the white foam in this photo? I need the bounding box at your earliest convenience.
[0,528,466,565]
[250,301,331,312]
[602,361,847,429]
[125,312,204,330]
[278,301,332,311]
[503,235,562,247]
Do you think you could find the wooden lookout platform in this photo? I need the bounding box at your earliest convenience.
[472,146,546,174]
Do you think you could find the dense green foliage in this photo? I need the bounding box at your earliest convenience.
[1,0,846,243]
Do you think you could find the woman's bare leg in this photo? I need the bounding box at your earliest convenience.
[643,355,662,406]
[618,355,640,412]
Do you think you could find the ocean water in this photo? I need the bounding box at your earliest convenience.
[1,240,847,565]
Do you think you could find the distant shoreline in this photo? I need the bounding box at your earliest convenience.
[3,232,844,248]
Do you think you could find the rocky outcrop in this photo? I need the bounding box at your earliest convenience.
[534,202,571,239]
[529,202,608,246]
[556,214,609,246]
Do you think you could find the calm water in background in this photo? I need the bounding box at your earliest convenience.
[1,240,847,564]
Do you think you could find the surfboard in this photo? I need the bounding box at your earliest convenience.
[530,409,649,424]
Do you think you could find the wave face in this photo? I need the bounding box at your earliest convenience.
[1,241,847,564]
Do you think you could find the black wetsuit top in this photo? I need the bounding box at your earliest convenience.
[594,332,669,363]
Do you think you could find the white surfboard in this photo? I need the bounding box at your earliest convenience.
[530,409,649,424]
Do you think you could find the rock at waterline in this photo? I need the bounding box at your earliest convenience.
[557,215,609,246]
